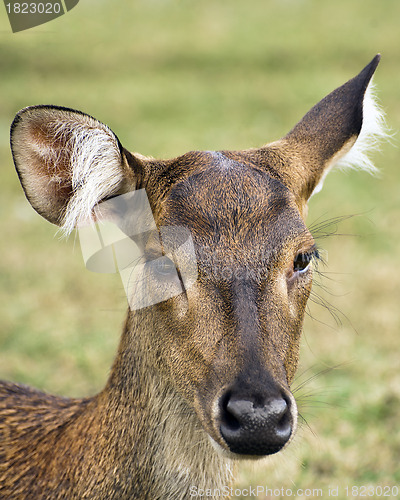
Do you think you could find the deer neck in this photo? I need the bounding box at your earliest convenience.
[98,312,235,499]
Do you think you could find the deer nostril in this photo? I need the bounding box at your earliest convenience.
[219,390,293,456]
[277,394,291,431]
[219,391,240,431]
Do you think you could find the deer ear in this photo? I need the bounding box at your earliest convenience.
[263,55,386,203]
[10,105,141,234]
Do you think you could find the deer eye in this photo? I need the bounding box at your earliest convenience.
[293,252,313,273]
[152,256,176,277]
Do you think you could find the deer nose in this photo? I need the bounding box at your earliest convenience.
[219,391,293,455]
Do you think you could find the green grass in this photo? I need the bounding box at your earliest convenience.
[1,1,400,498]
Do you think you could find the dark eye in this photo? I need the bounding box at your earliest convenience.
[152,256,176,277]
[293,252,313,273]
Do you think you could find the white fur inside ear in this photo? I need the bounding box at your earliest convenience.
[59,119,125,235]
[337,80,388,172]
[312,80,388,196]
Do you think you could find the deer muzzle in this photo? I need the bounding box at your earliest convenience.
[206,368,297,457]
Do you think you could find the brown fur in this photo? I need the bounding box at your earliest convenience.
[1,56,382,499]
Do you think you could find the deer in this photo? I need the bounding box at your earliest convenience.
[0,55,386,499]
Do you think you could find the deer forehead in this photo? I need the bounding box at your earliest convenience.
[154,150,313,262]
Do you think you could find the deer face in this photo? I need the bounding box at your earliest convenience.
[10,55,384,458]
[144,150,316,455]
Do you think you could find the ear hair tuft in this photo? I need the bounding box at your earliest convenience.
[311,79,389,197]
[337,80,389,174]
[58,120,125,236]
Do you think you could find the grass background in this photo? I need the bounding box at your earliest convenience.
[0,1,399,498]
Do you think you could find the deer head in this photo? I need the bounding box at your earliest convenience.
[10,55,385,458]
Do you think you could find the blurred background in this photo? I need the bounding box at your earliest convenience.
[0,0,399,498]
